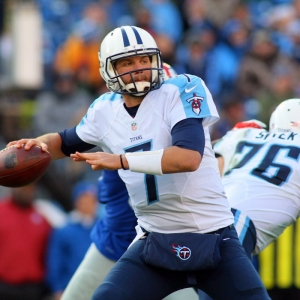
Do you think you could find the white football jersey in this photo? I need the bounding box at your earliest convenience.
[214,128,300,254]
[76,74,234,233]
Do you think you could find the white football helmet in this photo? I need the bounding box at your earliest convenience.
[269,98,300,133]
[99,26,164,96]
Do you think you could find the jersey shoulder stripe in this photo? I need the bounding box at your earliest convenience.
[91,92,123,107]
[165,74,219,126]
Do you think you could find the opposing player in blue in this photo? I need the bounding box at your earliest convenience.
[8,26,270,299]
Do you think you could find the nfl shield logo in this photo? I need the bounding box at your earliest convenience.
[131,122,137,131]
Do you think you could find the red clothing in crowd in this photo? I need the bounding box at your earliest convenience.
[0,199,52,284]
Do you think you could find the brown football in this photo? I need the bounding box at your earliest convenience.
[0,145,51,187]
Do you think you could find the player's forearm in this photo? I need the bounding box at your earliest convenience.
[36,133,66,160]
[161,146,201,173]
[124,146,202,175]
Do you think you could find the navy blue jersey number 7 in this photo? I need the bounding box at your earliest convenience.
[125,140,159,205]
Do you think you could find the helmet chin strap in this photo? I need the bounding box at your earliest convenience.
[124,82,151,96]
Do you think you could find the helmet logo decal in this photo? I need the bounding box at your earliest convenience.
[290,121,300,129]
[172,244,191,260]
[186,93,203,115]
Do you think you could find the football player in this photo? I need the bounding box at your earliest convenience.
[199,99,300,300]
[214,98,300,257]
[60,64,199,300]
[8,26,270,300]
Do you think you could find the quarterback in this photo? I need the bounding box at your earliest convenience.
[8,26,270,300]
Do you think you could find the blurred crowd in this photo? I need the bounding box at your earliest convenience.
[0,0,300,299]
[1,0,300,138]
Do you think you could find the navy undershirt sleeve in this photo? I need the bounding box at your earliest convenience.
[171,118,205,156]
[59,127,95,156]
[60,120,204,156]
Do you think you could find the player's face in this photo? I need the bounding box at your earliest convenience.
[114,55,152,84]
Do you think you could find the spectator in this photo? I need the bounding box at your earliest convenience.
[176,32,209,79]
[199,0,240,28]
[132,4,157,38]
[263,4,296,57]
[37,0,91,89]
[154,33,180,69]
[210,93,246,140]
[46,180,98,300]
[256,64,297,124]
[141,0,183,43]
[33,70,92,135]
[285,20,300,64]
[207,18,251,104]
[0,183,52,300]
[178,0,212,34]
[54,3,111,96]
[236,29,299,110]
[96,0,133,28]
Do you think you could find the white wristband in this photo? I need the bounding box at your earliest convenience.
[125,149,164,175]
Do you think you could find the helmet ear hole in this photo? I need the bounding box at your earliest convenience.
[98,26,164,96]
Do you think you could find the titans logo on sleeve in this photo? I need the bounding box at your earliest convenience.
[186,93,204,115]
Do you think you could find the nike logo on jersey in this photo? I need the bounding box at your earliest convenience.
[185,85,197,93]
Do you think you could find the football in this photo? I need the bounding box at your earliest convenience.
[0,145,51,187]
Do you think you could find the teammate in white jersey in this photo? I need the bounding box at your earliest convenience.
[8,26,270,300]
[214,98,300,258]
[200,99,300,300]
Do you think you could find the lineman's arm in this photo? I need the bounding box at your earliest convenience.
[213,119,267,176]
[7,133,66,160]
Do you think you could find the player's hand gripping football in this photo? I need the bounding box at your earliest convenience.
[71,151,126,171]
[7,139,48,152]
